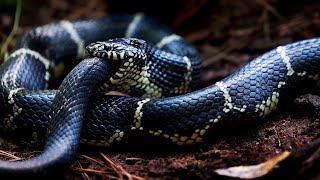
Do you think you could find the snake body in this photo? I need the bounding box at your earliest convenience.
[0,12,320,175]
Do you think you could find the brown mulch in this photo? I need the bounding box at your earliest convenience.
[1,0,320,179]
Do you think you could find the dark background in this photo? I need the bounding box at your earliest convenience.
[1,0,320,179]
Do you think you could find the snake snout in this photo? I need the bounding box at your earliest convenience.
[86,41,110,58]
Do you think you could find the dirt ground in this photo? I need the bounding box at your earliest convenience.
[1,0,320,179]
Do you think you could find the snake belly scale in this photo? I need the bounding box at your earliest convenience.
[0,12,320,175]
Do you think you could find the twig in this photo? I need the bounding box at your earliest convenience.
[100,152,145,180]
[72,153,144,180]
[0,150,21,161]
[172,0,208,27]
[73,167,112,176]
[0,0,22,61]
[255,0,284,20]
[75,160,91,180]
[82,154,107,167]
[273,127,282,147]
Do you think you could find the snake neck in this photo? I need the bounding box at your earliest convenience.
[97,43,202,99]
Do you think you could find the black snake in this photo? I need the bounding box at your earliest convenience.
[0,12,319,175]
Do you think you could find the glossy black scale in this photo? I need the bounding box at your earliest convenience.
[0,12,319,176]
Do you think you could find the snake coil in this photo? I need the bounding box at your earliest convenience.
[0,13,319,175]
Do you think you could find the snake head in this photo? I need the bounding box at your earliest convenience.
[86,38,147,61]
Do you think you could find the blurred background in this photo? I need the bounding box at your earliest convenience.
[1,0,320,179]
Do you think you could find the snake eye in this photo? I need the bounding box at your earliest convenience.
[102,44,112,51]
[129,38,145,48]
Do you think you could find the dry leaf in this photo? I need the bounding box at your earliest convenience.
[214,151,291,179]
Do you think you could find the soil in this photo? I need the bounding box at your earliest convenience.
[1,0,320,179]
